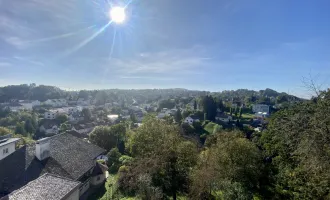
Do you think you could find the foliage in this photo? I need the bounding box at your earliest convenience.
[107,148,122,173]
[158,99,175,110]
[89,123,126,151]
[119,118,198,199]
[174,109,182,123]
[82,108,92,121]
[0,126,12,136]
[56,114,68,124]
[259,90,330,199]
[200,96,217,121]
[190,131,263,200]
[15,122,27,136]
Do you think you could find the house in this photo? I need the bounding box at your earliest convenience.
[107,114,119,123]
[90,162,109,186]
[44,110,57,119]
[252,104,270,114]
[184,116,200,125]
[0,133,106,198]
[255,112,269,118]
[39,120,60,135]
[77,98,90,106]
[72,123,95,135]
[2,173,81,200]
[18,100,41,110]
[215,113,232,123]
[2,102,25,112]
[68,111,83,123]
[43,99,68,107]
[0,135,20,161]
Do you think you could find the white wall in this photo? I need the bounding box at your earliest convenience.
[64,188,80,200]
[0,143,16,160]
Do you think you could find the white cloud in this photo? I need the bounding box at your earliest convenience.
[103,46,212,77]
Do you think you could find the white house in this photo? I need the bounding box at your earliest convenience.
[184,116,200,125]
[43,99,68,107]
[44,111,57,119]
[39,120,60,135]
[18,100,41,110]
[107,114,119,123]
[0,134,20,161]
[255,112,269,118]
[252,104,270,114]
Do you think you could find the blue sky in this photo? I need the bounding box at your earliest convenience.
[0,0,329,97]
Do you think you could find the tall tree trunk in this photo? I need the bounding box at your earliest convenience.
[172,191,177,200]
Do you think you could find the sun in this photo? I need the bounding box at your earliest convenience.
[109,6,126,24]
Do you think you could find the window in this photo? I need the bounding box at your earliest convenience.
[3,148,9,154]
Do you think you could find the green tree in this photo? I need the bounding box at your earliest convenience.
[15,122,27,136]
[201,96,217,121]
[107,148,122,173]
[82,108,92,121]
[259,90,330,199]
[130,113,137,123]
[55,114,68,124]
[0,126,12,136]
[121,118,198,199]
[89,123,126,151]
[174,109,182,123]
[24,119,36,134]
[194,100,197,110]
[239,107,243,118]
[191,131,263,199]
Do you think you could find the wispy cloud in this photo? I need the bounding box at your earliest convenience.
[103,45,212,78]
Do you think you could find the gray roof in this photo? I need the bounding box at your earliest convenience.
[5,173,80,200]
[0,138,20,147]
[0,134,105,196]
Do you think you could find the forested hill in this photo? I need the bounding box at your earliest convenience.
[0,84,302,103]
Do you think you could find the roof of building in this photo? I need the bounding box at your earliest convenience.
[0,138,20,147]
[0,133,105,196]
[4,173,80,200]
[39,119,59,129]
[91,162,108,176]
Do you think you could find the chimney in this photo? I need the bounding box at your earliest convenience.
[35,137,51,161]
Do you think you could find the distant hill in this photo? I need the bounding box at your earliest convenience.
[0,84,302,104]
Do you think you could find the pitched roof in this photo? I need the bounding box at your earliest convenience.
[39,119,59,129]
[91,162,108,176]
[0,134,105,196]
[4,174,80,200]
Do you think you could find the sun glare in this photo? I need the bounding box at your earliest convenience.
[110,7,126,24]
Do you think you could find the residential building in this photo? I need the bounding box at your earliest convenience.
[72,123,95,135]
[215,113,232,123]
[184,116,200,125]
[0,134,106,198]
[3,173,81,200]
[252,104,270,114]
[107,114,119,123]
[39,120,60,135]
[1,102,25,112]
[43,99,68,107]
[44,111,57,119]
[0,135,20,161]
[77,98,90,106]
[255,112,269,118]
[18,100,41,110]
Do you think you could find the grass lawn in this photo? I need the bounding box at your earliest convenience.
[204,122,222,134]
[241,113,255,119]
